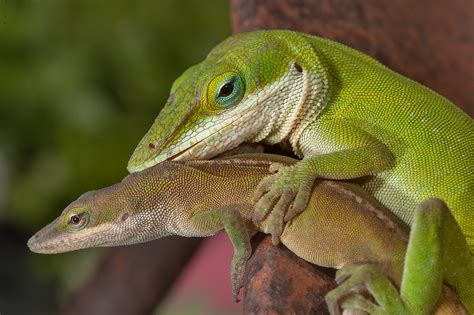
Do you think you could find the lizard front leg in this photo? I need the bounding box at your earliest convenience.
[191,207,252,302]
[253,119,394,244]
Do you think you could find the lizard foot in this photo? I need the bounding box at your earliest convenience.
[252,163,315,245]
[325,264,406,315]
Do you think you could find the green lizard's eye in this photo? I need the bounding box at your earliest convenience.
[67,212,90,231]
[212,73,244,108]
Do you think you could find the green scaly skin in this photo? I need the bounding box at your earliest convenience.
[28,154,473,314]
[127,30,473,248]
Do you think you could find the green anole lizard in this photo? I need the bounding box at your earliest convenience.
[28,154,473,314]
[127,30,473,247]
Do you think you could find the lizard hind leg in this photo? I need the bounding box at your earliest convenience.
[405,199,474,313]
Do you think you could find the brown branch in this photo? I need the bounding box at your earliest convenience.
[244,236,336,314]
[59,237,202,315]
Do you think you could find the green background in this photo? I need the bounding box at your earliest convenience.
[0,1,230,314]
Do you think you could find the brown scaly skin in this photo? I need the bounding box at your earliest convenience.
[28,154,472,313]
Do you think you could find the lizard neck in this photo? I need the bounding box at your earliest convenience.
[250,32,330,157]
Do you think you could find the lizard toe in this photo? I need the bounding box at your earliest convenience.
[253,173,278,202]
[253,187,280,224]
[284,180,314,222]
[268,189,294,244]
[340,294,382,314]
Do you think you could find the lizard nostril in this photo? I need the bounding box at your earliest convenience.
[149,143,156,149]
[294,63,303,73]
[120,213,130,222]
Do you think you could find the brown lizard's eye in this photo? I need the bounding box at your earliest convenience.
[67,212,90,230]
[70,215,81,225]
[218,82,234,97]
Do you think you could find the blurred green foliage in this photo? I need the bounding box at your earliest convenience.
[0,0,230,227]
[0,0,230,313]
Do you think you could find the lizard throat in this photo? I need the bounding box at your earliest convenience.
[249,61,322,152]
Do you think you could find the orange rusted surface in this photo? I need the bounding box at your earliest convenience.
[244,236,336,314]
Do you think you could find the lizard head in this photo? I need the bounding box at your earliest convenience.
[127,30,326,173]
[27,169,176,253]
[27,187,136,253]
[27,162,208,254]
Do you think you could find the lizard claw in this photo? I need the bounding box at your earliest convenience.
[284,179,312,222]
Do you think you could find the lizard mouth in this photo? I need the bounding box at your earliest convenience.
[128,105,256,172]
[150,103,262,165]
[27,223,114,254]
[166,140,201,161]
[165,112,257,162]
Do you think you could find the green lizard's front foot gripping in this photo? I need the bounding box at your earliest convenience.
[253,162,315,245]
[325,264,408,315]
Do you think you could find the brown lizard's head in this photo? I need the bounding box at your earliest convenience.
[27,166,182,254]
[27,187,133,253]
